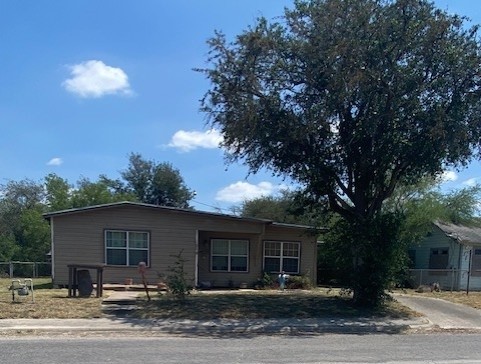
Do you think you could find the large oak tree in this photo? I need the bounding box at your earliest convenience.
[199,0,481,306]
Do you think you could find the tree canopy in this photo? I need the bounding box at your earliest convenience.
[0,180,49,262]
[121,153,195,208]
[200,0,481,222]
[200,0,481,306]
[238,190,323,226]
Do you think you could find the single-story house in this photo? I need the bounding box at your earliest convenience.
[408,221,481,291]
[43,201,319,288]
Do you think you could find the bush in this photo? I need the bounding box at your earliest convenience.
[254,272,275,289]
[165,250,192,300]
[286,274,312,289]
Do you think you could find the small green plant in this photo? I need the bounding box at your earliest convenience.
[166,250,192,300]
[254,271,274,289]
[286,274,312,289]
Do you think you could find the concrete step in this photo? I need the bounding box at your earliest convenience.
[102,290,141,306]
[101,283,162,292]
[101,303,139,312]
[102,298,137,305]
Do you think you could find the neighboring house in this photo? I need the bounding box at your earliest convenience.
[408,221,481,291]
[43,201,319,288]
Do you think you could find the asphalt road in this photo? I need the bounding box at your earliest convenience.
[1,334,481,363]
[395,294,481,329]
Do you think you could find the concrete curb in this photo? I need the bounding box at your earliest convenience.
[0,317,430,335]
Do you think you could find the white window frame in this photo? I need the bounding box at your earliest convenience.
[263,240,300,274]
[105,230,150,267]
[211,239,249,272]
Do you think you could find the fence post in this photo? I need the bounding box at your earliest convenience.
[9,262,13,278]
[467,249,472,295]
[451,267,454,292]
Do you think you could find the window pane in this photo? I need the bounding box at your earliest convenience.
[105,230,149,266]
[129,232,148,248]
[129,250,148,266]
[212,256,228,271]
[265,242,281,256]
[231,257,247,272]
[107,249,126,265]
[231,240,248,255]
[429,247,448,273]
[106,231,126,247]
[282,258,299,273]
[283,242,299,257]
[212,240,229,255]
[472,253,481,276]
[264,257,280,273]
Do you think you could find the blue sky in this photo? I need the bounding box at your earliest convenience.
[1,1,480,213]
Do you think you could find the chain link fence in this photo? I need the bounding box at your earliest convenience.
[406,269,462,291]
[318,267,481,292]
[405,268,481,292]
[0,261,51,278]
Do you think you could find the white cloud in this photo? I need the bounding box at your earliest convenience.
[463,178,478,187]
[47,157,63,166]
[62,60,132,98]
[215,181,283,203]
[441,170,458,182]
[167,129,223,152]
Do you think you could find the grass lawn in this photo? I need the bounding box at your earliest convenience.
[129,289,414,320]
[3,278,480,320]
[0,278,104,319]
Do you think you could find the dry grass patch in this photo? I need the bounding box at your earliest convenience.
[401,289,481,310]
[0,278,104,319]
[131,289,415,320]
[0,279,418,320]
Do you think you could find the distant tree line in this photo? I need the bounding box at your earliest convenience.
[0,153,195,262]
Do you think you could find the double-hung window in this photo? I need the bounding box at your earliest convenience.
[211,239,248,272]
[264,241,300,274]
[105,230,149,266]
[472,249,481,276]
[429,247,448,276]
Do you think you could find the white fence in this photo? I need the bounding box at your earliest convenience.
[0,261,51,278]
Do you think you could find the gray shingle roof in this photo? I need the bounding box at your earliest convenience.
[434,221,481,246]
[42,201,324,232]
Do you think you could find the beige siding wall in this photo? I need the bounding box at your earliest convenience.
[263,225,317,284]
[51,205,268,286]
[197,225,317,287]
[198,231,262,287]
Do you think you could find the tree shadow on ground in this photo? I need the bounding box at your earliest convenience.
[104,292,414,337]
